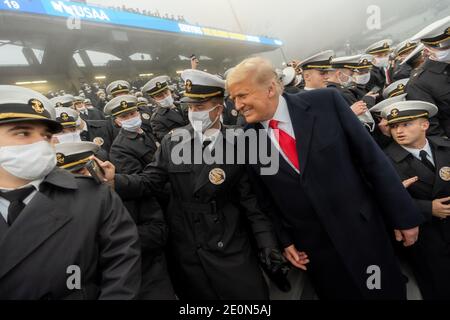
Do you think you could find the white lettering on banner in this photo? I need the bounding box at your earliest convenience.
[246,35,261,43]
[51,1,110,21]
[178,23,203,35]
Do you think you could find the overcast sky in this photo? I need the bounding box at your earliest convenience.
[88,0,449,63]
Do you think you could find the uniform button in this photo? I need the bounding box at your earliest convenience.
[217,241,224,248]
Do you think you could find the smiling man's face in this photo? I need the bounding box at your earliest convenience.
[228,77,278,124]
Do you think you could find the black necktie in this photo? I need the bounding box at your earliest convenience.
[80,130,89,141]
[203,139,212,150]
[0,187,35,226]
[419,150,435,172]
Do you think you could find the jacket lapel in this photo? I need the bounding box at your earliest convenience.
[166,108,185,125]
[0,217,8,237]
[431,143,450,196]
[0,191,73,280]
[284,94,315,175]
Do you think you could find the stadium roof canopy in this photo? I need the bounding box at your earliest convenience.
[0,0,282,90]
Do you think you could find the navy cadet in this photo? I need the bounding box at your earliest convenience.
[106,80,132,98]
[105,95,158,175]
[282,66,302,94]
[369,93,408,149]
[73,96,105,121]
[100,69,290,300]
[52,107,109,161]
[136,97,154,132]
[391,40,419,81]
[382,78,409,100]
[406,16,450,137]
[142,75,189,142]
[298,50,334,91]
[382,100,450,299]
[50,96,115,154]
[365,39,394,90]
[56,141,175,300]
[0,85,141,299]
[326,55,378,131]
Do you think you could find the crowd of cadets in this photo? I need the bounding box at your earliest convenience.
[0,16,449,300]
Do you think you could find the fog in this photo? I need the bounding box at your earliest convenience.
[88,0,449,64]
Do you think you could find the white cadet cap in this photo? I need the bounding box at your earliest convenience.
[55,107,79,128]
[142,76,171,97]
[299,50,334,70]
[411,16,450,49]
[331,54,362,69]
[106,80,131,97]
[369,93,407,115]
[55,141,100,171]
[0,85,62,133]
[104,95,138,117]
[382,78,409,99]
[73,96,85,103]
[282,67,297,86]
[393,39,419,57]
[181,69,225,103]
[50,94,75,109]
[381,100,438,125]
[137,97,149,107]
[400,43,425,66]
[365,39,393,55]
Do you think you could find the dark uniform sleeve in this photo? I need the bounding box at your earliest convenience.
[237,170,278,249]
[406,77,444,136]
[414,199,433,221]
[110,142,144,175]
[331,89,424,229]
[150,113,171,142]
[136,196,168,252]
[114,136,170,201]
[97,185,141,299]
[246,167,294,249]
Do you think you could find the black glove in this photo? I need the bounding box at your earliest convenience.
[259,248,291,292]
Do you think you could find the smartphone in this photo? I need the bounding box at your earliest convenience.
[85,159,105,184]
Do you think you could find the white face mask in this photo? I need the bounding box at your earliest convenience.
[429,48,450,63]
[0,141,56,181]
[158,95,174,108]
[337,72,353,87]
[76,106,87,114]
[188,105,220,133]
[373,56,389,68]
[353,73,371,85]
[54,132,82,144]
[120,116,142,132]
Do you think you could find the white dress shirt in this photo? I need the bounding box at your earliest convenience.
[401,139,435,166]
[261,96,299,174]
[0,179,43,222]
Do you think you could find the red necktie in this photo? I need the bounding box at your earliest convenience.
[269,120,300,171]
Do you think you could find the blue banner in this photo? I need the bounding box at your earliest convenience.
[0,0,282,47]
